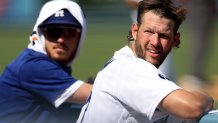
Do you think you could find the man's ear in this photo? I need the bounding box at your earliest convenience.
[131,24,138,41]
[174,32,181,48]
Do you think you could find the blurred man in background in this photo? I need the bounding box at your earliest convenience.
[0,0,92,123]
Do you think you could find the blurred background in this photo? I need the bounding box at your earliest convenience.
[0,0,218,106]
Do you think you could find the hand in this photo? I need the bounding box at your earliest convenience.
[87,76,95,84]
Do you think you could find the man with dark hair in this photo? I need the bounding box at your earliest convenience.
[76,0,214,123]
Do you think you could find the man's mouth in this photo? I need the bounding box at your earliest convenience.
[54,45,68,51]
[147,49,161,59]
[148,49,160,54]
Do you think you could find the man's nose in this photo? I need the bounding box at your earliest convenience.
[56,35,66,43]
[150,33,160,46]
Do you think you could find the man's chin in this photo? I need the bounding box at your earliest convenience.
[52,56,68,64]
[147,60,161,68]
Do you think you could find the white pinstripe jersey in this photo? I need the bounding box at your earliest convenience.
[77,46,182,123]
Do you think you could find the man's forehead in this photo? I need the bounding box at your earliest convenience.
[141,12,175,32]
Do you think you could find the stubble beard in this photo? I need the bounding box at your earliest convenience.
[134,39,171,68]
[45,46,70,66]
[135,40,145,60]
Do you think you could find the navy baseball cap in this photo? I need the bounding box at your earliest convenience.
[39,9,82,29]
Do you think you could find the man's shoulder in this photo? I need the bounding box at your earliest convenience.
[24,48,48,60]
[9,49,60,74]
[21,49,58,65]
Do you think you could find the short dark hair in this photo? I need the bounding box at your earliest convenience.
[137,0,187,32]
[127,0,187,42]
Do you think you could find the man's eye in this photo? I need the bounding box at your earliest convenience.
[159,34,169,39]
[144,31,153,35]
